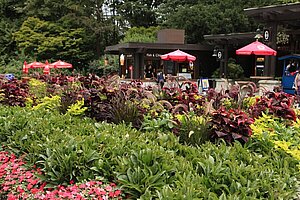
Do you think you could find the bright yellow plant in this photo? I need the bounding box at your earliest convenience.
[250,113,277,138]
[252,113,300,169]
[66,98,87,116]
[28,78,47,99]
[32,95,61,111]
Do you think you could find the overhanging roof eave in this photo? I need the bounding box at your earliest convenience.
[244,2,300,16]
[204,32,256,42]
[105,42,212,53]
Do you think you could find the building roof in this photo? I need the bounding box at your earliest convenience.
[278,54,300,60]
[244,2,300,26]
[204,32,257,45]
[105,42,212,54]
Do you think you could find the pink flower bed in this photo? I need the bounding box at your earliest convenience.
[0,151,122,200]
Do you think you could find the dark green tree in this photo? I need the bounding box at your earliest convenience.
[14,17,93,68]
[121,26,161,43]
[0,0,26,64]
[160,0,280,43]
[115,0,164,27]
[22,0,119,58]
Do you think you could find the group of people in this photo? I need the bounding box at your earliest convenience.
[144,64,165,88]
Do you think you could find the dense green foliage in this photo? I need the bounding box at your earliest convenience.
[121,26,161,43]
[0,74,300,198]
[14,17,92,66]
[0,0,295,74]
[212,58,244,79]
[0,106,299,199]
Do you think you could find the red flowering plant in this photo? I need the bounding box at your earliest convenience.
[0,151,123,200]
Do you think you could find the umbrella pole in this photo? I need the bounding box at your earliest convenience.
[254,55,257,76]
[173,62,176,76]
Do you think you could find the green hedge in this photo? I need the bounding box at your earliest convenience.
[0,106,299,199]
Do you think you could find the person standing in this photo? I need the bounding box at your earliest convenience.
[145,65,154,79]
[294,72,300,95]
[156,70,165,88]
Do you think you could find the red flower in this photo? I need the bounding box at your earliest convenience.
[17,185,25,193]
[109,191,114,197]
[105,185,112,191]
[110,183,116,187]
[27,183,33,190]
[114,190,121,196]
[31,188,40,194]
[7,194,18,200]
[18,175,24,183]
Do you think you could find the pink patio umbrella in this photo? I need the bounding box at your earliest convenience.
[160,49,196,62]
[236,41,277,56]
[49,60,73,68]
[26,61,46,69]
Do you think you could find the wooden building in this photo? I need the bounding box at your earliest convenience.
[105,29,213,79]
[205,2,300,78]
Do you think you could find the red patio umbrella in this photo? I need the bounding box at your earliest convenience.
[26,61,45,68]
[236,41,277,56]
[160,49,196,62]
[49,60,73,68]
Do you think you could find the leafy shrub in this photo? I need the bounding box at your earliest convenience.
[251,113,300,168]
[0,79,29,107]
[36,134,102,184]
[66,98,87,116]
[28,78,48,100]
[212,58,244,79]
[175,141,299,199]
[32,95,61,112]
[0,110,103,185]
[176,112,210,146]
[121,26,160,43]
[116,149,175,199]
[206,88,227,110]
[109,93,141,128]
[58,86,85,114]
[0,96,299,199]
[207,82,257,111]
[0,50,33,79]
[210,107,254,144]
[249,91,296,121]
[141,111,175,132]
[88,55,119,77]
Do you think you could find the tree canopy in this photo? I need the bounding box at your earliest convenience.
[0,0,296,72]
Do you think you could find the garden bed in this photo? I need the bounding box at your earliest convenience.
[0,74,299,199]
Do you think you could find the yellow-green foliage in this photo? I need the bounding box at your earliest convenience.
[242,96,257,109]
[293,117,300,129]
[25,97,34,108]
[222,98,232,110]
[28,78,47,99]
[273,141,300,161]
[176,113,209,124]
[250,113,277,138]
[251,113,300,169]
[66,98,87,116]
[32,95,61,111]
